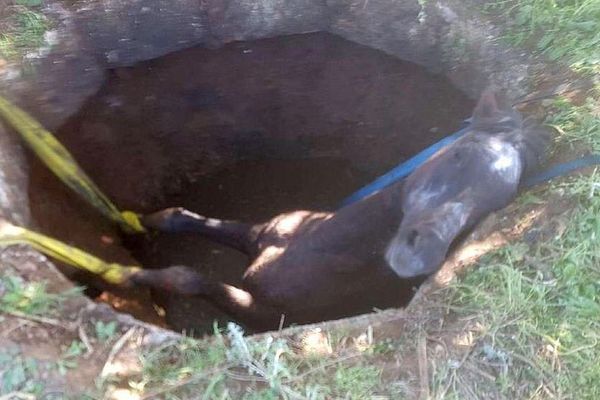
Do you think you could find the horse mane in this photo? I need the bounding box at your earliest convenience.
[470,87,551,176]
[508,117,551,176]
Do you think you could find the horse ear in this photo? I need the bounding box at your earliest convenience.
[472,87,511,120]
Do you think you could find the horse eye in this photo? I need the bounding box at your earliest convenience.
[407,229,419,247]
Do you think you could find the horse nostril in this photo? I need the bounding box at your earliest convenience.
[407,229,419,247]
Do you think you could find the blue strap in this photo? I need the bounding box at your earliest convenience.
[521,154,600,188]
[339,122,600,207]
[339,124,471,207]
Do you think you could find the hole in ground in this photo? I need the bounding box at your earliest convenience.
[27,32,474,334]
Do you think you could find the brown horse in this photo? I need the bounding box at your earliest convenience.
[129,89,549,331]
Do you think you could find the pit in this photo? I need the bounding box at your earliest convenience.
[26,32,472,333]
[0,0,558,337]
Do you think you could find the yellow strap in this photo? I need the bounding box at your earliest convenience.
[0,96,145,233]
[0,220,141,285]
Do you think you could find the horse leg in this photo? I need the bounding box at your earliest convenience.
[129,266,280,330]
[142,207,261,254]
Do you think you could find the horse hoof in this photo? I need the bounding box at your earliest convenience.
[141,207,185,230]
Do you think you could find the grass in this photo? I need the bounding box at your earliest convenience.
[0,1,48,61]
[547,94,600,152]
[0,343,91,399]
[429,170,600,398]
[483,0,600,72]
[127,322,409,399]
[421,0,600,396]
[0,273,84,397]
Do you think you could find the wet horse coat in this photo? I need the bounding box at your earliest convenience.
[131,89,549,331]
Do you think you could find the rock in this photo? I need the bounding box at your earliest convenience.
[206,0,328,45]
[72,0,211,67]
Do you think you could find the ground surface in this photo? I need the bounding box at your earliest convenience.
[1,0,599,398]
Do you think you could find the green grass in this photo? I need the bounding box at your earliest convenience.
[0,3,48,60]
[546,94,600,152]
[134,326,228,398]
[431,176,600,398]
[0,344,92,399]
[332,365,382,399]
[484,0,600,72]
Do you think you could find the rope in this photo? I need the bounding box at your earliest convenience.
[0,96,145,233]
[0,220,140,285]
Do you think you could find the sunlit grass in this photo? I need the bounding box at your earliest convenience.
[429,0,600,395]
[431,84,600,397]
[0,4,48,60]
[484,0,600,72]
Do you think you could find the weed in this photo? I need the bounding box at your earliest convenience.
[0,348,45,396]
[0,274,81,317]
[94,320,118,342]
[226,322,295,391]
[56,340,85,376]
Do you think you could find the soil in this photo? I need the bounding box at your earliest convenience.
[28,32,474,334]
[0,247,178,398]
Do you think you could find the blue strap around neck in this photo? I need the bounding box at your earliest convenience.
[339,123,471,208]
[339,122,600,208]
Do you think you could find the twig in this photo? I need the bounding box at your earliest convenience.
[289,352,363,382]
[0,392,36,400]
[426,335,448,355]
[510,352,551,382]
[78,323,94,357]
[559,338,598,356]
[417,334,430,400]
[1,309,74,330]
[140,366,231,399]
[225,371,268,383]
[456,373,480,400]
[464,363,496,381]
[278,313,286,332]
[0,319,30,337]
[100,327,138,378]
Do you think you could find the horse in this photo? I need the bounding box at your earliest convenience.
[128,89,549,331]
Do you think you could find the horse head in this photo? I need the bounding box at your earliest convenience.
[385,88,549,278]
